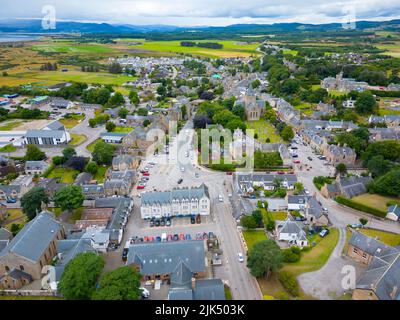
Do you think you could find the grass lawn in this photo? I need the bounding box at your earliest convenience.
[282,49,298,56]
[271,211,288,221]
[351,194,400,212]
[131,40,260,58]
[376,42,400,58]
[281,228,340,277]
[31,42,116,54]
[113,126,134,133]
[379,108,400,116]
[47,167,79,183]
[359,228,400,247]
[86,138,101,152]
[0,121,23,131]
[69,133,87,146]
[59,114,85,129]
[245,120,281,143]
[94,166,109,183]
[0,144,17,153]
[328,89,347,98]
[224,286,233,300]
[6,208,24,221]
[242,230,268,251]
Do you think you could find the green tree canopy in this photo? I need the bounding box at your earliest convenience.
[58,252,104,300]
[355,92,377,114]
[24,144,46,161]
[62,146,76,160]
[280,125,294,142]
[20,187,49,220]
[54,185,84,212]
[85,161,98,175]
[92,266,142,300]
[105,121,117,132]
[118,108,129,119]
[247,240,283,278]
[92,141,114,165]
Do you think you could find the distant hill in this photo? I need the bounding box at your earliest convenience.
[0,18,399,35]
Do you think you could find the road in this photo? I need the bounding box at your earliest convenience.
[124,119,262,300]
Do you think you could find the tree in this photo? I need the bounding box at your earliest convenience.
[20,187,49,220]
[368,168,400,197]
[367,155,392,178]
[62,147,76,160]
[247,240,283,278]
[108,92,124,107]
[108,63,122,74]
[24,144,46,161]
[136,108,148,116]
[92,141,114,165]
[58,252,104,300]
[92,267,142,300]
[118,108,129,119]
[193,114,212,129]
[85,161,98,175]
[294,182,304,195]
[53,155,66,166]
[251,79,261,89]
[280,125,294,142]
[143,119,150,127]
[335,163,347,177]
[10,223,21,236]
[129,90,140,105]
[355,92,377,114]
[106,121,116,132]
[359,218,368,226]
[252,210,263,228]
[240,215,257,229]
[54,185,84,212]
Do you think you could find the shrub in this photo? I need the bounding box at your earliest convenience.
[276,291,290,300]
[240,215,258,229]
[53,156,66,166]
[335,196,386,218]
[282,246,301,263]
[278,271,299,297]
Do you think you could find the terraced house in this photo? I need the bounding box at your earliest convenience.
[140,184,210,219]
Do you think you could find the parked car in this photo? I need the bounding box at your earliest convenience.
[178,178,183,184]
[166,218,171,226]
[237,252,244,263]
[167,234,173,241]
[156,236,161,242]
[144,236,149,242]
[180,167,185,172]
[160,218,165,227]
[173,234,179,241]
[148,236,155,242]
[196,233,203,240]
[143,172,150,176]
[307,156,313,161]
[185,234,191,240]
[190,216,196,224]
[203,232,208,240]
[179,234,185,241]
[196,215,201,224]
[140,287,150,299]
[149,220,155,227]
[122,248,129,261]
[218,195,223,202]
[293,160,301,164]
[195,172,200,178]
[155,220,160,227]
[137,185,145,190]
[350,223,363,229]
[208,232,215,239]
[226,171,233,175]
[319,229,329,238]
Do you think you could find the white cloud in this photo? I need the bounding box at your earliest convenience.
[1,0,400,26]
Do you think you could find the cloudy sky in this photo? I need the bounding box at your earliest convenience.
[1,0,400,26]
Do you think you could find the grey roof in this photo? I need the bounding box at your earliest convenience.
[168,288,194,300]
[127,241,206,275]
[0,184,21,196]
[112,155,137,167]
[278,219,307,241]
[25,160,48,171]
[288,195,308,205]
[171,260,193,288]
[266,198,288,211]
[45,120,65,131]
[0,240,8,252]
[387,205,400,218]
[50,98,71,108]
[141,184,209,206]
[74,172,93,186]
[56,238,94,268]
[26,129,66,139]
[356,247,400,300]
[0,227,12,241]
[349,231,389,256]
[82,184,104,194]
[3,268,33,281]
[193,279,225,300]
[0,212,62,263]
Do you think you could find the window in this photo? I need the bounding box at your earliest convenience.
[362,253,367,259]
[20,265,24,271]
[353,248,358,254]
[5,266,9,272]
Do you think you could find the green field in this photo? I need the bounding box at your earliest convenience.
[112,126,134,133]
[69,133,87,146]
[131,40,260,58]
[59,114,85,129]
[243,230,268,251]
[0,121,24,131]
[282,49,298,56]
[351,193,400,212]
[376,42,400,58]
[245,120,281,143]
[31,42,116,54]
[47,167,79,183]
[0,144,17,153]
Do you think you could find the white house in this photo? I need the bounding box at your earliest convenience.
[276,219,308,247]
[83,228,110,253]
[100,132,128,144]
[287,195,308,211]
[140,184,210,219]
[343,99,356,109]
[25,161,49,175]
[386,205,400,222]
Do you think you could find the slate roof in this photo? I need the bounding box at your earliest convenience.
[193,279,225,300]
[127,241,206,275]
[74,172,93,186]
[349,231,389,256]
[45,120,65,131]
[0,227,12,241]
[141,184,209,206]
[0,240,8,252]
[171,260,193,288]
[0,212,62,263]
[168,288,194,300]
[82,184,104,195]
[338,176,373,198]
[356,246,400,300]
[0,184,21,196]
[5,268,33,281]
[26,129,66,139]
[278,219,307,241]
[112,155,137,167]
[387,205,400,218]
[25,160,48,171]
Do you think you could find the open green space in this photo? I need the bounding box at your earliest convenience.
[242,230,268,251]
[86,138,101,152]
[112,126,134,133]
[69,133,87,146]
[59,114,85,129]
[47,167,79,183]
[0,121,23,131]
[94,166,109,183]
[245,120,281,143]
[131,40,260,58]
[0,144,17,153]
[31,42,116,54]
[359,228,400,247]
[351,193,400,212]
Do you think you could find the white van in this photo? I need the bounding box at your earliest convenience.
[161,233,167,242]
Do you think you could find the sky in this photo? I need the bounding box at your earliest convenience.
[1,0,400,26]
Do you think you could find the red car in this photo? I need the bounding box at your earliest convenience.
[293,160,301,164]
[142,172,150,176]
[148,236,155,242]
[167,234,173,241]
[179,234,185,241]
[144,236,149,242]
[277,171,285,175]
[226,171,233,175]
[137,185,145,189]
